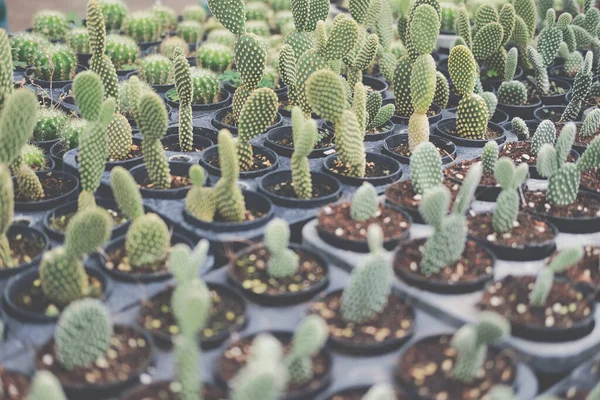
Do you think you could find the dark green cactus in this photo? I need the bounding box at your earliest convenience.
[172,48,193,152]
[99,0,128,31]
[290,107,317,199]
[66,28,91,55]
[31,44,77,81]
[177,20,203,44]
[122,11,161,43]
[214,129,247,222]
[493,158,529,233]
[10,32,49,69]
[105,34,139,70]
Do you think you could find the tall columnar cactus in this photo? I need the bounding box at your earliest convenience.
[99,0,128,31]
[66,28,91,55]
[172,48,193,152]
[105,34,139,70]
[264,218,299,278]
[139,54,173,85]
[185,165,215,222]
[196,43,234,73]
[341,225,390,323]
[351,182,379,221]
[27,371,67,400]
[31,44,77,81]
[562,51,594,122]
[55,299,113,370]
[237,87,279,170]
[497,47,528,106]
[492,158,529,233]
[531,119,556,155]
[285,315,328,385]
[40,207,112,307]
[122,11,161,43]
[537,124,600,205]
[450,312,510,383]
[0,167,14,269]
[420,164,482,276]
[214,129,247,222]
[290,107,317,199]
[482,141,499,175]
[33,10,69,41]
[530,247,584,306]
[410,141,443,194]
[110,166,171,268]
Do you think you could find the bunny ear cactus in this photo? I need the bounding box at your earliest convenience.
[562,51,594,122]
[482,141,499,175]
[434,72,450,109]
[493,158,529,233]
[265,218,299,278]
[530,247,584,306]
[410,141,443,194]
[511,117,530,141]
[351,183,379,221]
[27,371,67,400]
[214,130,247,222]
[106,113,132,161]
[581,109,600,139]
[0,89,39,165]
[0,167,14,269]
[531,119,556,155]
[497,48,528,106]
[527,46,550,95]
[172,47,193,152]
[110,166,144,221]
[537,9,563,68]
[341,225,391,324]
[393,56,414,117]
[290,107,317,199]
[185,165,216,222]
[286,315,328,385]
[450,312,510,382]
[365,91,394,131]
[0,29,13,114]
[420,164,482,276]
[407,53,437,150]
[168,240,209,284]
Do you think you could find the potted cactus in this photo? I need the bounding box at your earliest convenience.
[122,11,161,50]
[165,65,232,112]
[552,245,600,302]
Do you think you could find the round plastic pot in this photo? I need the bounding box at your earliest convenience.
[101,231,195,283]
[137,40,161,52]
[31,138,60,154]
[324,120,394,142]
[525,191,600,234]
[63,137,145,176]
[164,88,231,111]
[361,75,388,94]
[227,244,330,305]
[211,106,283,135]
[183,190,274,233]
[322,152,402,187]
[160,132,213,151]
[363,64,382,79]
[58,83,78,113]
[539,78,571,106]
[128,161,198,199]
[200,144,279,179]
[391,103,442,126]
[480,66,524,89]
[116,67,137,79]
[529,148,580,180]
[77,53,92,67]
[382,133,457,165]
[49,141,68,170]
[497,97,543,120]
[394,240,496,294]
[549,65,576,84]
[24,68,73,89]
[43,198,130,242]
[490,108,510,125]
[264,126,335,159]
[433,118,508,148]
[13,170,79,212]
[224,82,287,97]
[0,225,48,279]
[258,170,342,208]
[3,267,111,323]
[533,105,573,123]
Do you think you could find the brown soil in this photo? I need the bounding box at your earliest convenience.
[141,175,191,190]
[388,141,453,159]
[329,158,393,178]
[396,335,516,400]
[557,245,600,292]
[393,239,494,286]
[265,180,336,199]
[498,141,537,166]
[581,168,600,193]
[0,230,45,269]
[318,202,410,242]
[105,246,171,275]
[207,152,273,172]
[445,159,497,186]
[49,207,126,233]
[385,178,461,214]
[310,291,414,349]
[122,381,227,400]
[231,243,326,294]
[480,275,594,330]
[0,368,29,400]
[36,326,151,388]
[15,174,75,202]
[524,190,600,218]
[467,212,556,248]
[439,125,501,141]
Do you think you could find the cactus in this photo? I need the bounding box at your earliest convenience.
[55,299,113,370]
[562,52,594,122]
[139,54,172,85]
[182,5,207,23]
[434,72,449,109]
[196,43,234,73]
[361,384,396,400]
[581,109,600,138]
[527,46,550,95]
[0,167,14,268]
[10,32,50,68]
[493,158,529,233]
[237,87,279,171]
[99,0,127,31]
[105,34,139,70]
[482,141,499,175]
[341,225,390,323]
[185,165,215,222]
[40,207,112,307]
[511,117,529,141]
[168,240,209,285]
[531,119,556,155]
[351,182,379,221]
[172,48,193,152]
[191,67,221,104]
[488,385,515,400]
[27,371,67,400]
[206,29,237,47]
[152,4,178,37]
[123,11,161,43]
[246,20,271,37]
[365,91,395,131]
[33,10,69,41]
[20,144,46,170]
[31,44,77,81]
[410,141,443,194]
[33,107,68,141]
[497,48,528,106]
[537,124,600,205]
[285,315,328,384]
[117,76,152,120]
[160,36,189,59]
[214,129,247,222]
[420,164,482,276]
[66,28,91,55]
[264,218,299,278]
[537,10,563,68]
[290,107,317,199]
[106,113,132,161]
[530,247,584,306]
[450,312,510,383]
[177,20,203,44]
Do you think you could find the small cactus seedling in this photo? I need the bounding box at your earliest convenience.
[351,182,379,221]
[55,299,113,370]
[409,141,443,195]
[290,107,318,199]
[185,165,216,222]
[450,312,510,382]
[285,315,328,385]
[265,218,299,278]
[530,247,584,306]
[341,225,391,324]
[419,163,483,276]
[214,129,247,222]
[27,371,67,400]
[362,384,397,400]
[497,48,528,106]
[492,158,529,233]
[511,117,530,141]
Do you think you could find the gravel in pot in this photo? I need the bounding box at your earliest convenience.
[0,224,48,279]
[200,144,279,179]
[434,119,507,148]
[523,190,600,233]
[322,152,402,187]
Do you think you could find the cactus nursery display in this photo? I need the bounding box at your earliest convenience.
[2,0,600,397]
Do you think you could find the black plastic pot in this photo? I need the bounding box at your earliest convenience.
[393,239,496,294]
[13,170,79,212]
[183,190,274,233]
[481,66,524,89]
[0,225,48,279]
[116,67,138,79]
[24,68,74,89]
[128,161,199,199]
[228,244,330,305]
[529,149,580,180]
[391,103,442,125]
[538,78,571,106]
[100,231,195,282]
[160,132,213,152]
[264,126,335,159]
[258,170,342,208]
[490,108,510,125]
[322,152,402,187]
[382,133,457,165]
[497,96,543,120]
[211,106,283,135]
[164,88,231,111]
[225,81,288,97]
[361,75,389,94]
[433,118,508,148]
[77,53,92,67]
[137,40,161,52]
[49,141,68,170]
[31,138,61,154]
[324,120,394,141]
[200,144,279,179]
[549,65,577,84]
[63,138,145,176]
[3,267,111,323]
[524,190,600,233]
[43,198,130,242]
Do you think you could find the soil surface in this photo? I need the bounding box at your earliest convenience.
[0,230,45,269]
[0,368,29,400]
[328,158,393,178]
[265,180,336,199]
[524,190,600,218]
[15,174,75,202]
[467,212,555,248]
[105,246,171,276]
[385,178,461,213]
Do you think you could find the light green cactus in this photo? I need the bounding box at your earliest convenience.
[10,32,50,68]
[99,0,128,32]
[482,141,499,175]
[206,29,237,47]
[172,48,193,152]
[481,92,498,120]
[497,48,528,106]
[122,11,161,43]
[20,144,46,170]
[55,299,113,370]
[105,34,139,70]
[207,0,247,36]
[27,371,67,400]
[139,54,172,85]
[31,44,77,81]
[290,106,317,199]
[33,10,69,41]
[66,28,91,55]
[361,384,396,400]
[152,4,178,37]
[420,164,482,276]
[168,240,209,285]
[351,182,379,221]
[511,117,530,141]
[106,113,132,161]
[264,218,299,278]
[493,158,529,233]
[527,46,550,95]
[190,67,220,105]
[214,129,247,222]
[196,43,234,73]
[117,76,152,121]
[530,247,584,306]
[434,72,449,109]
[0,166,14,269]
[450,312,510,382]
[160,36,189,59]
[537,9,563,68]
[33,107,68,142]
[182,5,207,23]
[562,52,594,122]
[531,119,556,155]
[581,108,600,138]
[177,20,203,44]
[285,315,328,384]
[410,141,443,194]
[185,165,215,222]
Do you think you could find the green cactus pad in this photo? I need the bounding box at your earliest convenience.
[448,45,477,97]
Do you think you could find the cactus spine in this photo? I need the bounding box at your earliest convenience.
[214,130,247,222]
[290,107,317,199]
[33,10,69,41]
[562,52,594,122]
